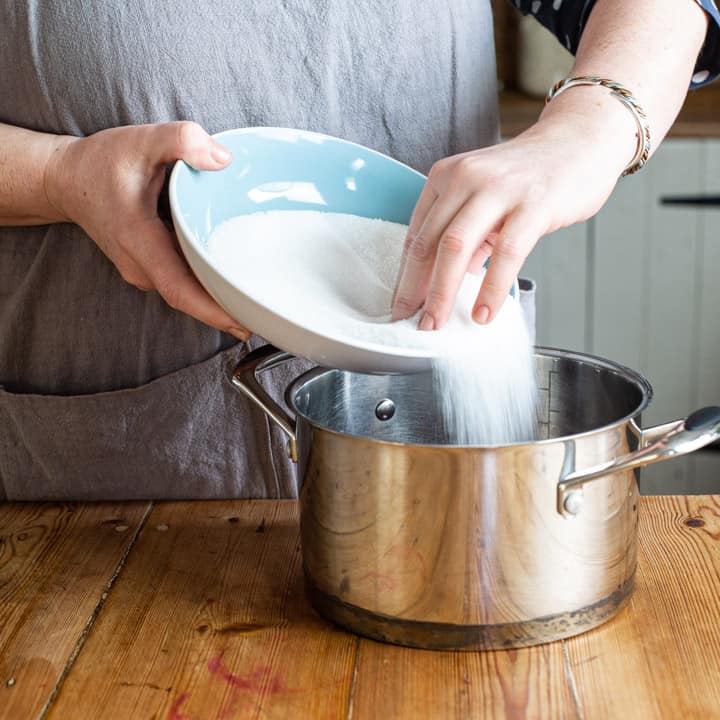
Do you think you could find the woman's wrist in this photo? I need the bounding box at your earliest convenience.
[43,134,79,224]
[0,123,78,225]
[532,84,640,179]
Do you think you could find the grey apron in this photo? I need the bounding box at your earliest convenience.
[0,0,533,501]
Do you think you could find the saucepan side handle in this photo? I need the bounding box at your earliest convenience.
[230,344,298,462]
[557,406,720,518]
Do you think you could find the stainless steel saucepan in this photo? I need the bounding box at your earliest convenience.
[231,344,720,650]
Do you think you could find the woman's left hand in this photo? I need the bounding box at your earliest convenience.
[391,114,629,329]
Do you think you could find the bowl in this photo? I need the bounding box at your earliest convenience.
[169,126,516,373]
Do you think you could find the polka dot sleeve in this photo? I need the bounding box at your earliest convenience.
[692,0,720,87]
[511,0,720,88]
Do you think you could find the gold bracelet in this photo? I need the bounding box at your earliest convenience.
[546,76,651,177]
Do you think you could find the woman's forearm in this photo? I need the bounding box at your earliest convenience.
[0,122,75,225]
[536,0,709,176]
[391,0,712,325]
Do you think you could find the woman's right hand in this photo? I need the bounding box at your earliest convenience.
[45,121,250,340]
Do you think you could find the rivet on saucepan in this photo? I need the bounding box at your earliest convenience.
[563,490,583,515]
[375,399,396,421]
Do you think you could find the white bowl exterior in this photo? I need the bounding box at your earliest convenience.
[169,127,520,373]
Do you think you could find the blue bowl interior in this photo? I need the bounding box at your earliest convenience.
[172,128,427,249]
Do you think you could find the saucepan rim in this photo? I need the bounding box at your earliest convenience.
[283,345,654,450]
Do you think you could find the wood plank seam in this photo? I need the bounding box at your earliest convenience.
[562,641,585,720]
[37,501,154,719]
[345,637,361,720]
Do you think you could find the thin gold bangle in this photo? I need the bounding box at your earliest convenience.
[546,76,651,177]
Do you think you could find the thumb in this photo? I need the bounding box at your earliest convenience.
[151,121,232,171]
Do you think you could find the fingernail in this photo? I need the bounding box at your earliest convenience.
[211,143,232,165]
[473,305,490,324]
[418,312,435,332]
[229,327,250,341]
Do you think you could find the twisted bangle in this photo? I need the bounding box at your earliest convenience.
[546,76,651,177]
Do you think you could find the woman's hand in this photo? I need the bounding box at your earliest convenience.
[392,0,710,331]
[45,122,250,340]
[391,113,630,330]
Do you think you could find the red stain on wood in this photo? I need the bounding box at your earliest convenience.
[207,651,284,694]
[205,651,305,719]
[167,692,192,720]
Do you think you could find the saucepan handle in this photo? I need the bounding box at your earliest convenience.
[230,344,298,462]
[557,406,720,518]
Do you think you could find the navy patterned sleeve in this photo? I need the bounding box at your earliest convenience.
[510,0,720,88]
[693,0,720,86]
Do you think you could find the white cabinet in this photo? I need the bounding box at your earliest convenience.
[521,139,720,493]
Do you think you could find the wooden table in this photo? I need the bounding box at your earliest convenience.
[2,496,720,719]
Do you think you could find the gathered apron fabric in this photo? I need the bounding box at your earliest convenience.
[0,1,533,501]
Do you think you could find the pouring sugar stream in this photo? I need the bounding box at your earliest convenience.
[207,210,538,445]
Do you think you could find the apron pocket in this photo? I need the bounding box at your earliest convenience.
[0,342,293,501]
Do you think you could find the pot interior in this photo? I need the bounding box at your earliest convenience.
[288,348,652,447]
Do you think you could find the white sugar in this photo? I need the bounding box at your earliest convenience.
[431,298,538,445]
[208,210,537,445]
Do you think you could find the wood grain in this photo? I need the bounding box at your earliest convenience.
[0,502,150,720]
[4,496,720,719]
[48,501,357,720]
[564,495,720,719]
[350,637,579,719]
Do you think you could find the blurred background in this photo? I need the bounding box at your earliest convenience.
[492,2,720,493]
